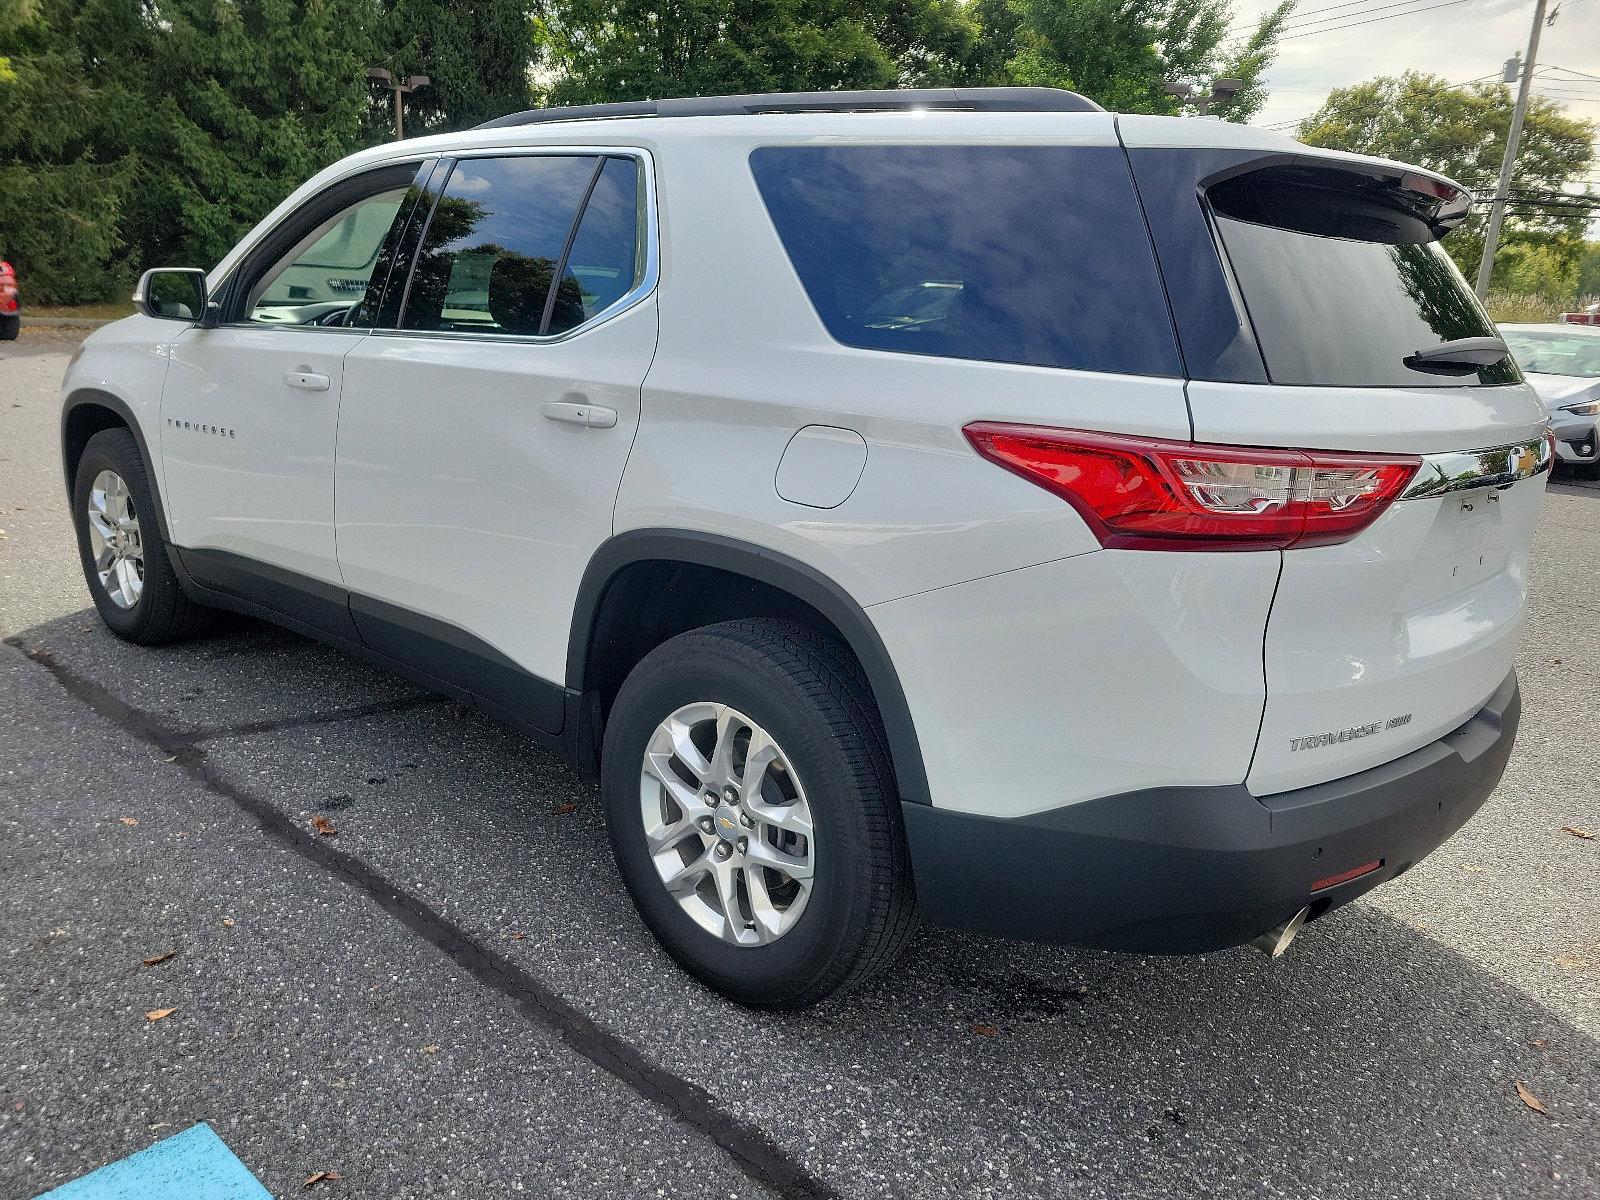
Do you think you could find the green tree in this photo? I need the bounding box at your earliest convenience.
[545,0,984,105]
[1574,242,1600,300]
[373,0,539,133]
[1298,72,1597,287]
[982,0,1290,119]
[0,0,380,303]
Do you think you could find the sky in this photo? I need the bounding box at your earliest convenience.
[1233,0,1600,136]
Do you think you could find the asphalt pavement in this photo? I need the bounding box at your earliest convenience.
[2,328,1597,1199]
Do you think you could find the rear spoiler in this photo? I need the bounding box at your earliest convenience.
[1202,156,1472,244]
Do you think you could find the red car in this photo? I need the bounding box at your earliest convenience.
[0,261,18,341]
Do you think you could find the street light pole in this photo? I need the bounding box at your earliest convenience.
[1474,0,1549,299]
[366,68,431,141]
[1164,78,1244,117]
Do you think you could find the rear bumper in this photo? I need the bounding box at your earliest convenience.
[903,671,1520,953]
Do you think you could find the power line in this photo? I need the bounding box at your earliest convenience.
[1221,0,1455,47]
[1277,0,1479,42]
[1541,65,1600,83]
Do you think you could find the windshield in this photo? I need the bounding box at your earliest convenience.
[1501,329,1600,379]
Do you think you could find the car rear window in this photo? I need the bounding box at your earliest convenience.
[1208,169,1519,389]
[749,145,1181,377]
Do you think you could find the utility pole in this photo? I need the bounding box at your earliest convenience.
[366,68,431,140]
[1475,0,1549,298]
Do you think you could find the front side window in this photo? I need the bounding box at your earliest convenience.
[401,155,629,336]
[247,179,418,324]
[748,145,1182,377]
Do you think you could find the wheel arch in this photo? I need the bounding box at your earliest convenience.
[61,389,173,542]
[569,530,930,805]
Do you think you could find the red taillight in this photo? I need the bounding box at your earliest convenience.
[963,424,1420,551]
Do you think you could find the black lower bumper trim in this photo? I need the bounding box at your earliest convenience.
[903,672,1520,953]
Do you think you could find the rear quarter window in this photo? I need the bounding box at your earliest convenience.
[749,145,1181,377]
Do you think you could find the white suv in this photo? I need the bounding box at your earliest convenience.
[61,88,1552,1008]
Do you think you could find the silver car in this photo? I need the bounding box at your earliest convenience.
[1500,323,1600,478]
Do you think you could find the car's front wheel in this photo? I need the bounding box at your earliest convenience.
[0,313,18,341]
[602,619,917,1008]
[71,428,216,644]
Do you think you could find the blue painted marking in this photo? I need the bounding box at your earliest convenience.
[34,1123,271,1200]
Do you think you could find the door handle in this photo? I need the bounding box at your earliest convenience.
[283,371,331,392]
[541,401,617,429]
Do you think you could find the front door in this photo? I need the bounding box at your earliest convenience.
[335,152,658,729]
[158,162,431,596]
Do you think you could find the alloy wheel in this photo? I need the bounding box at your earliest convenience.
[639,702,816,946]
[86,469,144,609]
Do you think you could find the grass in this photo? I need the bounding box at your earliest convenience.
[27,302,136,321]
[1484,291,1586,324]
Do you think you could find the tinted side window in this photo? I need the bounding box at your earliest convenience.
[546,157,643,335]
[749,146,1181,377]
[401,156,598,335]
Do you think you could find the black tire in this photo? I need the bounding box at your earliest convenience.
[0,314,18,341]
[602,618,917,1009]
[71,427,216,644]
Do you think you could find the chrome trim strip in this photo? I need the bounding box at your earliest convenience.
[213,146,659,347]
[1398,435,1552,501]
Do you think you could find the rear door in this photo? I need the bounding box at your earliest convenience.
[335,151,657,729]
[1125,135,1550,796]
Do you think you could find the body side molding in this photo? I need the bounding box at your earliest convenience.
[172,547,569,741]
[568,529,931,805]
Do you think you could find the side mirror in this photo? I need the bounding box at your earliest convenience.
[134,268,219,328]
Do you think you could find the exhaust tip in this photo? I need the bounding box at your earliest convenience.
[1251,906,1311,958]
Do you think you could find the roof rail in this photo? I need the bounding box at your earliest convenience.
[476,87,1103,130]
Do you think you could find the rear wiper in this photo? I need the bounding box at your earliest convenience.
[1403,336,1509,377]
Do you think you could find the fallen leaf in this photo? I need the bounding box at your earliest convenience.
[553,802,578,815]
[304,1171,343,1188]
[508,932,527,941]
[309,815,337,837]
[141,949,178,967]
[163,755,178,764]
[144,1008,176,1022]
[1555,955,1588,968]
[970,1023,999,1037]
[119,817,139,827]
[1530,1039,1549,1050]
[1514,1080,1549,1116]
[1560,825,1595,840]
[1460,863,1485,874]
[421,1045,439,1054]
[222,917,236,927]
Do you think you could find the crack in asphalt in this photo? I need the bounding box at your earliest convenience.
[5,636,840,1200]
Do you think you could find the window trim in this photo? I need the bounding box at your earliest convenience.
[370,145,659,347]
[213,159,438,333]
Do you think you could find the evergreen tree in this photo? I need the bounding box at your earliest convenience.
[0,0,379,302]
[373,0,539,132]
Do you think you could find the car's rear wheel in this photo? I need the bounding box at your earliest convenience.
[72,428,216,644]
[0,314,18,341]
[602,618,916,1008]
